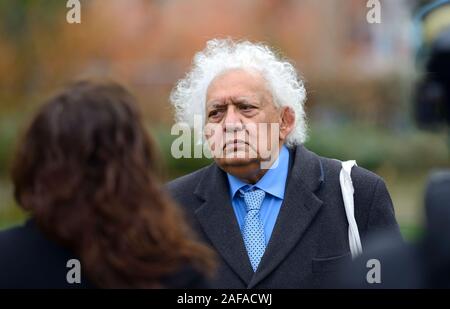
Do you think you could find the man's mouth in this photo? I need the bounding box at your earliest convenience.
[223,139,249,150]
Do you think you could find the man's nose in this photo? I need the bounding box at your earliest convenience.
[223,106,243,132]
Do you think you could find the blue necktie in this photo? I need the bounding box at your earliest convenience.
[242,188,266,271]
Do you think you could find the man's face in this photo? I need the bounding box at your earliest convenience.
[204,69,292,181]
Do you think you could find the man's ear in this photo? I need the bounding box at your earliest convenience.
[279,107,295,141]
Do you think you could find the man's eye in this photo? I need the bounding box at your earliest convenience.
[240,105,255,111]
[209,110,221,118]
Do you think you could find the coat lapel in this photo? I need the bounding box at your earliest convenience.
[193,164,254,285]
[248,145,325,288]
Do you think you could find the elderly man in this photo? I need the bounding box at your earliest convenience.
[167,39,401,288]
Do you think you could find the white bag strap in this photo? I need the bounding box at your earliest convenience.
[339,160,363,259]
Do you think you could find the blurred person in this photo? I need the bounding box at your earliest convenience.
[335,170,450,288]
[414,0,450,129]
[0,80,215,288]
[335,2,450,289]
[167,39,402,288]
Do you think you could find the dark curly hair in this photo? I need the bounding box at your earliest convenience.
[11,80,215,288]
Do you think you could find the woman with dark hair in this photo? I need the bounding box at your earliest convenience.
[0,80,215,288]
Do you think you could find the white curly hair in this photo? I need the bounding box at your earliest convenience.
[170,38,308,147]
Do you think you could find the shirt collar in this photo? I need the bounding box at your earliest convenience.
[227,145,290,199]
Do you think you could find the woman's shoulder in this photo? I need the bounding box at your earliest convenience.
[0,220,37,251]
[0,219,93,288]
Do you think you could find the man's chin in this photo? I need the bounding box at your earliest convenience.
[215,157,262,180]
[219,157,259,167]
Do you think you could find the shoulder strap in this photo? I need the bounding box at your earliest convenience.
[339,160,363,258]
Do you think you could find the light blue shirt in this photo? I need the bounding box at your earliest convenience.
[226,145,290,246]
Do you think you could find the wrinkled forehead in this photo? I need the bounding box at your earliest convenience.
[205,68,273,105]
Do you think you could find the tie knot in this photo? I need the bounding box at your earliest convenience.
[243,188,265,212]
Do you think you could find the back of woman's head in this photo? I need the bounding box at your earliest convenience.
[11,80,215,288]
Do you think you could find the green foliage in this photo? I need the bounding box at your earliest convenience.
[400,224,425,243]
[0,116,18,176]
[150,126,213,179]
[305,124,449,172]
[0,0,64,39]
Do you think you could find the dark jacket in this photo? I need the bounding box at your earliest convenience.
[0,219,209,289]
[167,145,401,288]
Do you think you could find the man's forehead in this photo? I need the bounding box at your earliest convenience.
[206,95,257,106]
[207,69,268,90]
[205,70,273,108]
[207,94,255,104]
